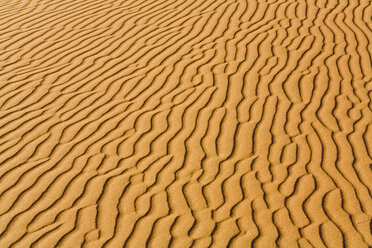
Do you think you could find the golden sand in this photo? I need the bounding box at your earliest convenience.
[0,0,371,247]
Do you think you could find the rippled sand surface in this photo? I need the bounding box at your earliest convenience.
[0,0,371,247]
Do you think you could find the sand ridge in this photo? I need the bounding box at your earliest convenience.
[0,0,371,247]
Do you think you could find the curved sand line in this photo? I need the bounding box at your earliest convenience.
[0,0,371,247]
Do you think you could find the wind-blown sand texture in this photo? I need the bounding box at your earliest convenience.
[0,0,371,247]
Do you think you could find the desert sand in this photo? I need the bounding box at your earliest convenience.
[0,0,371,247]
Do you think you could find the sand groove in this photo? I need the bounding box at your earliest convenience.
[0,0,371,247]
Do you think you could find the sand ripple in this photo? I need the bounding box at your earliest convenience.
[0,0,371,247]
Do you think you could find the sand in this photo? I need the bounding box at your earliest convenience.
[0,0,371,247]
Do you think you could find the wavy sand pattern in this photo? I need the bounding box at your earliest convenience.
[0,0,371,247]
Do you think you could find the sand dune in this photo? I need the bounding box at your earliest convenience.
[0,0,371,247]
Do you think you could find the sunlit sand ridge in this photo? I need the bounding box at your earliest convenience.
[0,0,371,247]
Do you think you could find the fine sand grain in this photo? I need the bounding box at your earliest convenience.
[0,0,371,247]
